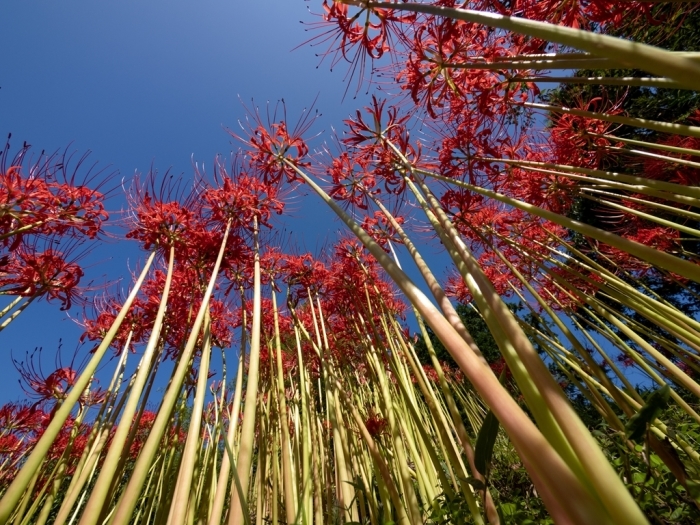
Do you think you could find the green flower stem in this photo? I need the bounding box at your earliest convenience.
[0,296,37,333]
[333,378,410,525]
[271,287,298,524]
[366,344,422,524]
[293,325,313,525]
[53,346,133,525]
[401,168,590,489]
[444,57,622,70]
[580,188,700,223]
[586,132,700,157]
[78,246,176,525]
[482,157,700,202]
[228,218,262,525]
[603,145,700,169]
[419,168,700,284]
[208,337,246,525]
[313,298,358,523]
[523,101,700,138]
[285,160,617,525]
[374,197,500,521]
[514,76,685,88]
[535,251,700,396]
[167,309,213,525]
[566,291,700,425]
[111,224,231,525]
[0,250,156,524]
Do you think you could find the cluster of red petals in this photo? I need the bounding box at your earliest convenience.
[202,169,284,230]
[0,247,85,310]
[364,410,388,439]
[126,194,202,252]
[0,145,108,312]
[0,164,107,249]
[360,211,405,251]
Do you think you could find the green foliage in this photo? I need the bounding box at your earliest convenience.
[626,385,671,443]
[425,490,473,525]
[593,421,700,524]
[474,411,500,477]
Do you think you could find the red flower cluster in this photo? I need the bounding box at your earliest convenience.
[0,140,108,316]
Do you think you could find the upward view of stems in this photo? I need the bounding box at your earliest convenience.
[3,1,700,524]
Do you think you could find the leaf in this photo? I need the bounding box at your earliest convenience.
[475,410,500,476]
[625,385,670,443]
[684,480,700,502]
[465,477,486,491]
[648,433,687,486]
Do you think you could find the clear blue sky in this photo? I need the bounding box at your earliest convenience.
[0,1,397,403]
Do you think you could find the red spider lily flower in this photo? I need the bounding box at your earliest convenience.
[0,245,85,310]
[616,353,636,368]
[302,1,414,93]
[422,364,440,383]
[360,210,405,251]
[201,155,286,231]
[127,410,157,458]
[364,410,388,439]
[321,1,413,61]
[13,345,105,411]
[230,100,318,186]
[396,16,512,119]
[125,171,210,259]
[327,150,380,210]
[126,193,201,251]
[47,183,109,239]
[151,265,236,358]
[545,96,622,169]
[259,247,286,288]
[81,290,149,352]
[282,252,330,306]
[0,434,21,456]
[340,97,418,196]
[343,96,409,148]
[0,139,110,254]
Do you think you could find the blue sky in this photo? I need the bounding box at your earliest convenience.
[0,1,396,403]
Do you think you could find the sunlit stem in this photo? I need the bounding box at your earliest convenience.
[53,341,132,525]
[0,250,156,524]
[373,196,500,522]
[167,308,213,525]
[315,297,358,523]
[512,76,685,89]
[0,294,24,319]
[271,285,297,524]
[417,168,700,284]
[398,163,589,491]
[110,223,231,525]
[602,145,700,169]
[283,158,616,524]
[342,1,700,89]
[365,342,422,525]
[585,132,700,157]
[482,157,700,202]
[229,217,262,525]
[0,296,37,332]
[579,188,700,223]
[78,246,175,525]
[292,324,313,524]
[208,306,246,525]
[333,376,410,525]
[444,57,621,70]
[523,101,700,138]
